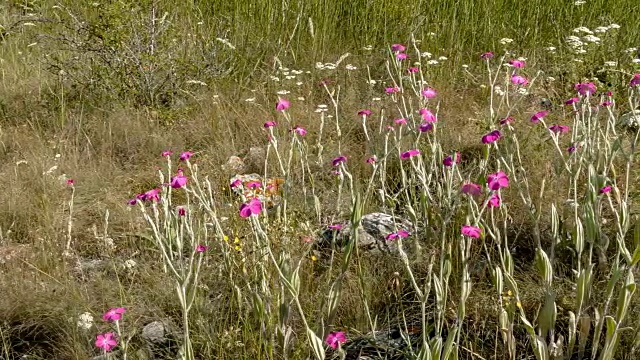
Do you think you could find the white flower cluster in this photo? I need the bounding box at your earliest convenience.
[499,38,514,45]
[77,312,94,330]
[314,104,329,113]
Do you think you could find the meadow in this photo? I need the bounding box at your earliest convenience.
[1,0,640,359]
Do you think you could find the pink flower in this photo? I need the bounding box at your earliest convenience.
[276,98,290,111]
[66,179,75,186]
[419,108,437,123]
[394,118,407,125]
[629,74,640,87]
[161,150,173,157]
[391,44,406,52]
[170,169,188,189]
[196,244,207,252]
[565,97,579,105]
[264,121,277,128]
[509,59,526,68]
[443,153,461,167]
[332,155,347,167]
[246,181,261,189]
[325,331,347,349]
[239,198,262,218]
[605,91,613,96]
[481,130,502,144]
[400,149,420,159]
[358,109,372,116]
[500,117,514,126]
[461,225,482,238]
[366,155,377,164]
[480,52,494,59]
[142,188,162,202]
[177,206,187,216]
[328,224,343,231]
[488,193,501,207]
[396,53,408,60]
[95,332,118,352]
[567,144,578,153]
[179,152,193,161]
[292,126,307,136]
[385,229,410,240]
[575,82,597,96]
[419,123,434,132]
[601,101,612,107]
[461,183,482,196]
[511,75,529,86]
[385,87,400,93]
[407,67,419,73]
[421,88,437,98]
[230,179,242,188]
[600,185,612,193]
[530,110,549,123]
[487,171,509,190]
[548,124,570,134]
[102,308,126,322]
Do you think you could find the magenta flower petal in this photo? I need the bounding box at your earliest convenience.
[396,53,408,60]
[488,193,501,207]
[419,108,437,123]
[548,124,570,134]
[629,74,640,87]
[500,117,514,125]
[407,67,419,73]
[332,155,347,167]
[480,52,494,59]
[102,308,127,322]
[400,149,420,159]
[511,75,529,86]
[509,59,526,68]
[461,225,482,238]
[565,97,579,105]
[95,332,118,352]
[357,109,372,116]
[421,88,437,98]
[325,331,347,349]
[531,110,549,123]
[264,121,277,128]
[575,82,597,96]
[276,98,290,111]
[161,150,173,157]
[481,130,502,144]
[419,123,434,132]
[391,44,406,52]
[600,185,612,193]
[196,244,207,252]
[487,171,509,190]
[461,183,482,196]
[179,151,193,161]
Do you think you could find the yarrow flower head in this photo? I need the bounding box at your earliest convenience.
[102,308,126,322]
[487,171,509,190]
[325,331,347,349]
[461,225,482,238]
[400,149,420,159]
[385,229,410,240]
[95,332,118,352]
[482,130,502,144]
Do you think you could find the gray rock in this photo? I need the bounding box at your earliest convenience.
[141,319,179,359]
[321,213,414,256]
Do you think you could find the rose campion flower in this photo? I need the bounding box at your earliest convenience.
[102,308,126,322]
[328,224,343,230]
[394,118,407,125]
[95,332,118,352]
[419,108,437,123]
[142,188,161,202]
[601,101,612,107]
[500,117,514,126]
[530,110,549,123]
[400,149,420,159]
[357,109,372,116]
[177,206,187,216]
[161,150,173,157]
[366,155,377,164]
[461,225,482,238]
[575,82,597,96]
[629,74,640,87]
[600,185,612,193]
[276,98,290,111]
[487,171,509,190]
[482,130,502,144]
[264,121,277,128]
[332,155,347,167]
[548,124,570,134]
[391,44,406,52]
[196,244,207,252]
[481,52,494,59]
[488,193,501,207]
[292,126,307,136]
[443,153,461,167]
[239,198,262,218]
[511,75,528,86]
[407,67,419,73]
[509,59,526,68]
[385,87,400,93]
[385,230,410,240]
[179,151,193,161]
[170,169,188,189]
[419,123,434,132]
[461,183,482,196]
[396,53,408,60]
[565,97,579,105]
[421,88,437,98]
[325,331,347,349]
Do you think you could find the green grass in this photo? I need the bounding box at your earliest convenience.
[1,0,640,359]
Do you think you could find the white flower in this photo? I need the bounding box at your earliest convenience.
[574,0,586,5]
[363,45,373,51]
[270,76,280,82]
[604,61,617,66]
[426,60,439,65]
[462,64,469,69]
[438,56,448,61]
[582,35,601,43]
[573,26,593,34]
[297,97,305,101]
[124,259,137,269]
[368,80,377,85]
[625,47,637,53]
[245,97,256,102]
[296,81,303,86]
[324,64,336,70]
[573,59,584,63]
[291,70,303,75]
[544,46,557,52]
[546,77,556,82]
[345,64,357,71]
[421,52,433,58]
[575,48,587,54]
[315,62,325,70]
[77,312,94,330]
[633,59,640,64]
[594,26,609,33]
[371,97,382,101]
[276,90,290,95]
[499,38,513,45]
[608,23,620,29]
[285,75,296,80]
[517,88,529,95]
[186,80,207,86]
